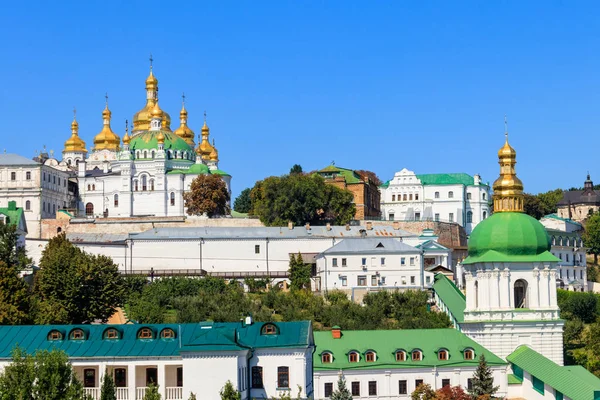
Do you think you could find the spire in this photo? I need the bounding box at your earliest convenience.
[492,118,523,212]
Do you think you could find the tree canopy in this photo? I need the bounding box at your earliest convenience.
[250,174,355,226]
[288,253,311,291]
[0,222,31,324]
[522,189,564,220]
[468,355,499,399]
[584,212,600,264]
[290,164,303,175]
[183,174,230,217]
[233,187,252,214]
[356,170,382,186]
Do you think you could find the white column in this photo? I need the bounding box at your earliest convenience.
[541,268,551,308]
[128,366,136,400]
[158,364,166,398]
[549,270,558,307]
[499,269,508,309]
[465,272,475,311]
[531,268,540,309]
[491,270,501,309]
[482,270,491,310]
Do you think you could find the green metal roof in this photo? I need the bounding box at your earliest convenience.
[0,321,312,359]
[167,163,210,175]
[432,274,465,323]
[416,173,474,186]
[129,131,193,152]
[507,345,600,400]
[317,165,362,184]
[314,328,505,371]
[507,374,522,384]
[543,213,583,227]
[0,201,26,233]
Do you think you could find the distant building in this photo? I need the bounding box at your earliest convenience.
[0,200,27,247]
[317,165,381,220]
[379,169,491,235]
[557,174,600,222]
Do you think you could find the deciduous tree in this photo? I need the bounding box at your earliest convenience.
[233,188,252,214]
[411,383,436,400]
[356,170,382,186]
[0,222,31,270]
[584,213,600,264]
[435,384,469,400]
[0,260,30,324]
[183,174,230,217]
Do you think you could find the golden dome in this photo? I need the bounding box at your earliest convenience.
[209,144,219,161]
[123,132,130,145]
[196,118,215,159]
[133,67,171,131]
[64,113,87,153]
[492,133,524,212]
[174,100,195,146]
[93,101,121,151]
[157,131,165,144]
[151,101,163,118]
[145,70,158,89]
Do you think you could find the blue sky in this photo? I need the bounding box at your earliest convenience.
[1,1,599,199]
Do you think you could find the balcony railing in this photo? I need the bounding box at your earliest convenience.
[84,387,129,400]
[84,388,100,399]
[136,388,147,400]
[166,387,183,399]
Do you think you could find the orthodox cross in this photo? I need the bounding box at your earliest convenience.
[149,53,153,69]
[504,115,508,140]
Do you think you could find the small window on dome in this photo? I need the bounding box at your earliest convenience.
[104,328,119,340]
[48,330,63,341]
[261,323,278,335]
[438,349,448,361]
[160,328,175,339]
[70,329,85,340]
[137,328,154,339]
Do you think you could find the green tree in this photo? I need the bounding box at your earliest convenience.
[34,234,126,324]
[183,174,230,217]
[411,383,436,400]
[288,253,311,291]
[584,213,600,264]
[468,355,499,399]
[100,369,116,400]
[220,380,241,400]
[0,346,35,399]
[557,289,598,323]
[435,385,470,400]
[290,164,303,175]
[233,188,252,214]
[0,221,31,270]
[0,260,30,324]
[331,375,352,400]
[27,349,88,400]
[143,383,161,400]
[537,188,564,216]
[188,394,197,400]
[523,193,545,220]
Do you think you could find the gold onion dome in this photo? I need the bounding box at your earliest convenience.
[93,99,121,151]
[123,132,130,145]
[492,132,524,212]
[151,101,163,118]
[196,118,215,159]
[174,99,195,146]
[133,67,171,131]
[64,112,87,153]
[209,140,219,161]
[157,131,165,144]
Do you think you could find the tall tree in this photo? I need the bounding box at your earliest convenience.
[233,188,252,214]
[34,234,125,324]
[183,174,230,217]
[331,375,352,400]
[468,355,499,399]
[100,369,116,400]
[290,164,303,175]
[0,260,30,324]
[0,221,31,270]
[219,380,241,400]
[288,253,311,291]
[0,346,35,399]
[356,170,382,186]
[537,188,564,216]
[523,193,545,220]
[584,213,600,264]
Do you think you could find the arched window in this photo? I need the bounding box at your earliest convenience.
[87,184,91,191]
[150,179,155,191]
[482,193,487,200]
[85,203,94,216]
[67,159,72,166]
[466,211,473,223]
[464,349,475,360]
[160,328,175,339]
[321,352,332,363]
[261,324,278,335]
[514,279,528,308]
[92,184,95,191]
[48,330,63,341]
[143,151,148,158]
[395,350,406,362]
[137,328,154,339]
[70,329,85,340]
[134,180,138,191]
[25,200,30,210]
[448,191,454,199]
[435,191,440,199]
[151,150,155,159]
[438,349,448,361]
[403,194,407,201]
[348,351,359,363]
[365,351,376,362]
[114,194,119,207]
[483,211,487,220]
[103,328,120,340]
[474,281,479,308]
[170,192,175,206]
[57,227,62,233]
[142,176,147,191]
[411,350,422,361]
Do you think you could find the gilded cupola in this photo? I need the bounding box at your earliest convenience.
[93,95,121,151]
[196,113,216,160]
[492,127,524,213]
[133,59,171,132]
[174,94,195,146]
[209,139,219,161]
[122,120,131,145]
[63,109,87,153]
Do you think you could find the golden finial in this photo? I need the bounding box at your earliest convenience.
[157,131,165,144]
[64,106,87,153]
[149,53,153,70]
[492,118,523,213]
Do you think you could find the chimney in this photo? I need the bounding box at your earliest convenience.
[305,223,311,231]
[345,224,350,231]
[244,315,253,326]
[288,221,294,230]
[366,221,373,230]
[331,326,342,339]
[392,221,400,230]
[326,223,331,231]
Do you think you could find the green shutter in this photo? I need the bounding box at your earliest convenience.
[555,389,563,400]
[512,364,523,381]
[532,375,544,395]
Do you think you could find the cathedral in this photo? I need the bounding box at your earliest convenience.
[60,63,231,218]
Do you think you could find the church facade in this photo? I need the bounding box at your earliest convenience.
[60,64,231,218]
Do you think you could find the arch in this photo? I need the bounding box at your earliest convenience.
[103,327,121,340]
[143,150,148,159]
[85,203,94,216]
[170,192,175,206]
[92,184,95,191]
[321,352,333,364]
[57,227,62,233]
[47,329,64,341]
[25,200,31,210]
[137,327,154,339]
[411,349,422,361]
[437,348,449,361]
[514,279,528,308]
[348,351,360,363]
[151,150,155,159]
[261,323,278,335]
[114,194,119,207]
[87,184,91,191]
[466,211,473,223]
[463,348,475,360]
[69,328,86,340]
[395,350,406,362]
[365,350,376,362]
[160,328,176,339]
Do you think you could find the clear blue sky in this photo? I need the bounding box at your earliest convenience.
[1,1,599,199]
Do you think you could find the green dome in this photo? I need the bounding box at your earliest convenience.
[129,131,192,153]
[463,212,558,264]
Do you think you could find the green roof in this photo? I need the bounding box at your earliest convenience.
[507,345,600,400]
[543,213,583,227]
[211,169,231,177]
[0,321,312,359]
[129,131,193,152]
[313,328,505,371]
[463,212,559,265]
[317,165,362,184]
[0,201,27,233]
[416,173,475,186]
[230,210,249,218]
[432,274,465,323]
[167,163,210,175]
[507,374,522,384]
[380,180,390,189]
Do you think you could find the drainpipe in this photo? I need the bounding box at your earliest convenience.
[199,238,203,272]
[420,249,425,290]
[266,238,269,278]
[324,258,328,295]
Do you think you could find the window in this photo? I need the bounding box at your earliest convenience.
[532,375,544,395]
[26,171,31,180]
[104,328,119,339]
[409,194,413,200]
[177,367,183,387]
[435,191,440,199]
[381,257,385,265]
[415,379,424,388]
[134,180,138,191]
[467,192,472,200]
[25,200,30,211]
[449,213,454,222]
[85,202,94,216]
[448,191,454,198]
[442,379,450,388]
[143,151,148,158]
[482,211,487,219]
[92,184,95,190]
[10,172,15,181]
[255,245,260,254]
[483,193,487,200]
[137,328,154,339]
[114,194,119,207]
[351,382,360,397]
[368,381,377,396]
[277,366,289,388]
[464,349,474,360]
[426,276,431,284]
[410,276,415,284]
[403,194,407,201]
[434,213,440,221]
[438,349,448,360]
[399,380,407,394]
[466,211,473,223]
[114,368,127,387]
[322,352,332,363]
[42,202,46,212]
[146,368,158,386]
[349,352,359,363]
[401,257,406,266]
[251,366,263,388]
[412,350,422,361]
[70,329,85,340]
[410,257,415,266]
[392,194,396,201]
[262,324,277,335]
[332,258,338,267]
[53,176,56,184]
[358,276,367,286]
[467,379,473,390]
[514,279,528,308]
[48,330,63,341]
[160,328,175,339]
[142,175,147,191]
[389,213,394,221]
[567,270,570,279]
[150,179,155,191]
[58,177,61,185]
[415,193,419,200]
[395,351,406,361]
[170,192,175,206]
[581,270,584,279]
[413,211,421,221]
[371,275,378,286]
[555,389,564,400]
[324,382,333,397]
[341,276,347,286]
[366,351,376,362]
[84,369,96,388]
[43,172,46,181]
[341,258,347,266]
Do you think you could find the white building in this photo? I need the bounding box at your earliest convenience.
[0,320,314,400]
[379,169,491,235]
[0,153,71,238]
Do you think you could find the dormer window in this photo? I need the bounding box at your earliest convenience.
[438,349,448,361]
[160,328,175,339]
[48,330,63,341]
[322,352,332,363]
[395,350,406,362]
[70,329,85,340]
[365,351,376,362]
[412,350,422,361]
[349,351,359,363]
[261,323,278,335]
[137,328,154,339]
[464,349,475,360]
[104,328,119,340]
